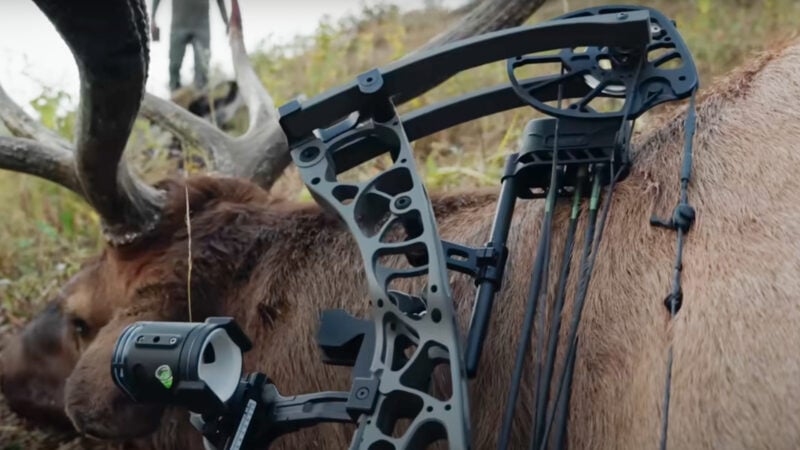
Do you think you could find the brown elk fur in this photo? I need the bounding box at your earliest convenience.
[3,39,800,449]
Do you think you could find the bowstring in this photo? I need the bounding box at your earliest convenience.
[540,163,625,450]
[530,65,568,450]
[540,55,644,450]
[532,171,586,449]
[497,63,566,450]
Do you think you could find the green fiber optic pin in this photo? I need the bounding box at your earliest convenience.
[155,365,174,389]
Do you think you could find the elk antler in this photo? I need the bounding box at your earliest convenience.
[0,83,80,194]
[138,0,289,190]
[0,0,165,244]
[0,0,286,244]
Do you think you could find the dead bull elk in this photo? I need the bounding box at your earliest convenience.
[1,0,800,449]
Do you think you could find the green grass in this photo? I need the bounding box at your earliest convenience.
[1,0,799,447]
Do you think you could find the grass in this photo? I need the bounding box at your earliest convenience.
[1,0,800,447]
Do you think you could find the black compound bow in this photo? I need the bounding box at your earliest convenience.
[112,5,699,450]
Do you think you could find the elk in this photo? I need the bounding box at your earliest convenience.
[2,0,800,449]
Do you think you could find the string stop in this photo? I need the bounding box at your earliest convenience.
[650,203,695,233]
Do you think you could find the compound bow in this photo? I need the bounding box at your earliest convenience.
[112,5,699,450]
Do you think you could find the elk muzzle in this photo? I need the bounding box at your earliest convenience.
[0,301,76,430]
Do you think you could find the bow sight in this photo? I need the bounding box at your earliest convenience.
[112,5,699,450]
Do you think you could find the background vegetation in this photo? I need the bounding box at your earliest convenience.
[1,0,799,447]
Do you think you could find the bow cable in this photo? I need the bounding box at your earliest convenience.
[656,89,698,450]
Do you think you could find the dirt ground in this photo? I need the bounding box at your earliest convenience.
[0,397,102,450]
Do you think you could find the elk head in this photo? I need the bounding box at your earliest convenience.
[0,0,289,440]
[0,0,544,443]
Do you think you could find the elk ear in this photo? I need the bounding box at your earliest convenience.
[63,313,165,440]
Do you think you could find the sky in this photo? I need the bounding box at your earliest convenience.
[0,0,465,115]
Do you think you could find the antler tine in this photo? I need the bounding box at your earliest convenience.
[0,83,72,151]
[0,80,81,194]
[31,0,164,244]
[139,92,234,169]
[226,0,290,190]
[0,136,82,195]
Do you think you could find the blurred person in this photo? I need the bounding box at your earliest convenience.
[151,0,229,92]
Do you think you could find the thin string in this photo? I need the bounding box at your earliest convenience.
[530,66,568,450]
[532,173,586,448]
[498,65,566,450]
[658,90,698,450]
[183,147,194,322]
[540,164,624,450]
[541,58,644,450]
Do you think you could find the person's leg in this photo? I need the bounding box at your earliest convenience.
[168,28,191,91]
[191,27,211,90]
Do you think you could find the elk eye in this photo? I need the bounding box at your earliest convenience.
[71,317,89,337]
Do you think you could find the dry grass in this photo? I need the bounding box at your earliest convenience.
[2,0,800,447]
